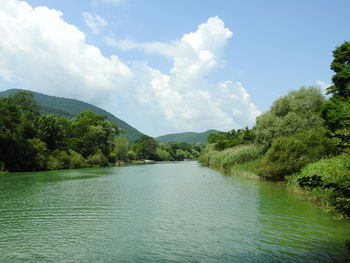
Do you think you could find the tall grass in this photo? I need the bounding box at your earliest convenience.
[287,153,350,217]
[198,144,262,170]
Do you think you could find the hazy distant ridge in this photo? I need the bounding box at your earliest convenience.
[156,130,220,143]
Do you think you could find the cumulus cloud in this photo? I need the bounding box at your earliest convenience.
[107,16,261,132]
[0,0,260,135]
[82,12,107,35]
[0,0,131,104]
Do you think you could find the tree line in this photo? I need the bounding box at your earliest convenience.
[0,93,203,172]
[199,41,350,217]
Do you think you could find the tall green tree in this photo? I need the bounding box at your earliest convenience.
[70,110,119,157]
[112,136,130,161]
[326,41,350,98]
[36,115,66,150]
[255,86,325,151]
[322,42,350,149]
[133,135,158,160]
[208,127,255,150]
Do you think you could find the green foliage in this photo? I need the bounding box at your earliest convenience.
[0,88,144,142]
[133,135,158,160]
[27,138,48,170]
[255,87,325,152]
[0,97,21,138]
[208,127,255,150]
[111,136,130,162]
[68,150,87,168]
[321,42,350,150]
[9,91,39,120]
[198,144,262,170]
[70,110,119,158]
[0,92,121,172]
[87,151,109,167]
[258,128,338,180]
[321,96,350,149]
[36,114,66,150]
[156,148,174,161]
[155,142,201,161]
[127,151,137,160]
[327,41,350,98]
[288,153,350,217]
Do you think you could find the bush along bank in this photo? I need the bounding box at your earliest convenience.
[199,41,350,218]
[287,152,350,218]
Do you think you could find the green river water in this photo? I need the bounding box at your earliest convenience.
[0,161,349,262]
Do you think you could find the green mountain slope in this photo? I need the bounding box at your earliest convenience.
[156,130,220,144]
[0,89,144,142]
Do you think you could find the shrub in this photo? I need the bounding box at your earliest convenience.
[112,136,130,161]
[288,153,350,217]
[46,154,61,170]
[51,150,71,169]
[27,138,48,170]
[69,150,87,168]
[127,151,137,160]
[87,151,109,167]
[156,148,174,161]
[259,128,338,180]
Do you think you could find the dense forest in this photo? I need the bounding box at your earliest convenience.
[0,89,144,142]
[199,41,350,218]
[0,92,203,172]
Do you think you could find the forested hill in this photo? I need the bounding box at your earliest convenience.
[0,89,144,142]
[156,130,220,143]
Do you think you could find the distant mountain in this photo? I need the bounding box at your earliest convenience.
[156,130,220,144]
[0,89,144,142]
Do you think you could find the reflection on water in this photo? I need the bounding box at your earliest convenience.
[0,162,349,262]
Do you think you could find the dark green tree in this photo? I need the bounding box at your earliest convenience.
[322,41,350,149]
[36,115,66,150]
[133,135,158,160]
[0,93,121,171]
[258,128,338,180]
[70,110,119,157]
[208,127,255,150]
[326,41,350,98]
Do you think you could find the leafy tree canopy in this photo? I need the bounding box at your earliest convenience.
[327,41,350,98]
[255,86,325,151]
[322,41,350,149]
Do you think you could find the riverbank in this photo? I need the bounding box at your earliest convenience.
[198,145,350,219]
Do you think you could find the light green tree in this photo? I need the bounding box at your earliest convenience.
[255,86,325,151]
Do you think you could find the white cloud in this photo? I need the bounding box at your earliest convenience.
[0,1,260,135]
[82,12,107,35]
[107,16,261,133]
[0,0,131,104]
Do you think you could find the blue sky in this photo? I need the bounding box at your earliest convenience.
[0,0,349,136]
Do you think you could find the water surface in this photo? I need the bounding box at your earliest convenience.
[0,161,349,262]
